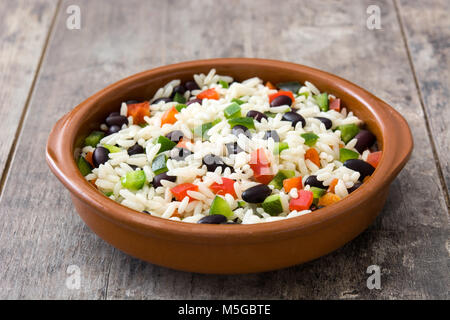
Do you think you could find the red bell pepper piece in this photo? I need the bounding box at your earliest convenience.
[250,148,274,184]
[289,190,314,211]
[197,88,220,100]
[170,183,199,202]
[127,101,150,125]
[209,177,237,198]
[268,90,295,104]
[366,151,382,168]
[329,98,341,112]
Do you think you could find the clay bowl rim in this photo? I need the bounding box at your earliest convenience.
[46,58,413,244]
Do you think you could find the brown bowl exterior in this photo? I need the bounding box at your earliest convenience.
[46,58,413,274]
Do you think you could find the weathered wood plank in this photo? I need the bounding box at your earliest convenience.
[396,0,450,198]
[0,0,447,299]
[0,0,58,182]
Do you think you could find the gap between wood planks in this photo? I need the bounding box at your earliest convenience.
[0,0,62,200]
[393,0,450,211]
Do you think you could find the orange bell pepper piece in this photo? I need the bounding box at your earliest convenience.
[305,148,320,167]
[283,176,303,193]
[197,88,220,100]
[318,193,341,207]
[161,106,179,126]
[327,178,338,193]
[127,101,150,125]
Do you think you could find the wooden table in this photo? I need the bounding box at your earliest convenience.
[0,0,448,299]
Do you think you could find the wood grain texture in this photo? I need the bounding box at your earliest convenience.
[0,0,58,182]
[0,0,448,299]
[396,0,450,197]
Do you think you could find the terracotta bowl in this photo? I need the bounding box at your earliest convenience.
[46,58,413,274]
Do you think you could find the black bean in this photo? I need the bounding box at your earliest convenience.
[314,117,333,130]
[108,112,120,117]
[263,130,280,142]
[106,125,121,135]
[202,154,233,172]
[231,125,252,139]
[197,214,227,224]
[105,115,128,127]
[348,181,362,193]
[127,143,144,156]
[142,210,151,214]
[242,184,272,203]
[170,147,192,161]
[224,221,238,224]
[92,146,110,168]
[152,97,172,104]
[152,172,177,188]
[126,100,139,105]
[165,130,184,143]
[246,110,268,122]
[282,111,305,128]
[270,95,292,108]
[186,98,203,106]
[170,85,186,98]
[304,175,325,189]
[344,159,375,181]
[354,130,376,153]
[226,142,243,155]
[185,81,200,91]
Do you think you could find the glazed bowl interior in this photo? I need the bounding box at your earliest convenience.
[48,58,412,245]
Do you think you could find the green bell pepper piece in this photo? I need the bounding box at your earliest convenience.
[156,135,176,153]
[228,117,255,130]
[121,170,146,191]
[85,131,105,147]
[77,156,92,176]
[301,132,319,147]
[224,103,241,119]
[151,153,168,175]
[339,148,360,163]
[314,93,329,111]
[336,124,360,144]
[173,92,186,104]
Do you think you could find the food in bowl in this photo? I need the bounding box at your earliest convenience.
[76,69,381,224]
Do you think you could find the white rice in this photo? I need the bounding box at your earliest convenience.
[81,69,375,224]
